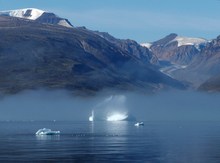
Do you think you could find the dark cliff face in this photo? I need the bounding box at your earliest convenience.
[0,16,185,94]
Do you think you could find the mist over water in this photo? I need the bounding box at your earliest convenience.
[1,90,220,162]
[127,91,220,121]
[0,90,220,121]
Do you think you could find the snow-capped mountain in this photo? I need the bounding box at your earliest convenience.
[141,33,209,65]
[181,35,220,87]
[0,8,73,27]
[140,33,220,88]
[168,36,207,49]
[141,34,207,50]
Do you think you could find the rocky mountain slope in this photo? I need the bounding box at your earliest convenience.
[199,75,220,92]
[2,8,220,93]
[142,33,207,65]
[0,15,184,95]
[188,35,220,76]
[94,31,158,65]
[141,33,220,89]
[171,35,220,87]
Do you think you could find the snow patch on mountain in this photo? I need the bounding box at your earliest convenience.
[141,42,152,49]
[0,8,45,20]
[170,36,207,48]
[0,8,73,28]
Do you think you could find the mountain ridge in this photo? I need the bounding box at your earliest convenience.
[140,33,220,89]
[142,33,208,65]
[0,15,185,95]
[1,8,220,93]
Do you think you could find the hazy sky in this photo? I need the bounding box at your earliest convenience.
[0,0,220,42]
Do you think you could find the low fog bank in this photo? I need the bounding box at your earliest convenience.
[0,90,97,121]
[126,91,220,121]
[0,89,220,121]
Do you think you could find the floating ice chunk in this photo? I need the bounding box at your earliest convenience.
[134,122,144,127]
[35,128,60,135]
[89,110,94,122]
[89,111,136,122]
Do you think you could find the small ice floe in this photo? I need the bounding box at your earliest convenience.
[134,122,144,127]
[35,128,60,135]
[89,110,94,122]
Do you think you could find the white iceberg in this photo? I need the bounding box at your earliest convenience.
[89,110,136,122]
[106,112,128,121]
[35,128,60,135]
[89,110,94,122]
[134,122,144,127]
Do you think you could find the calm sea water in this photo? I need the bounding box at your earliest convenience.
[0,121,220,162]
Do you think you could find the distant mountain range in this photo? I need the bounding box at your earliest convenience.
[142,33,208,65]
[141,33,220,90]
[0,8,219,94]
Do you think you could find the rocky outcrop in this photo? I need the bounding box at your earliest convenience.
[36,12,73,27]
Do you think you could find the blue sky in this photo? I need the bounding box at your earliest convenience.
[0,0,220,42]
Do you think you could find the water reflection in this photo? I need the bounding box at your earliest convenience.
[36,135,60,141]
[0,121,220,162]
[105,121,128,135]
[89,121,94,134]
[89,121,129,136]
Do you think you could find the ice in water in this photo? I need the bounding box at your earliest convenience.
[35,128,60,135]
[134,122,144,127]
